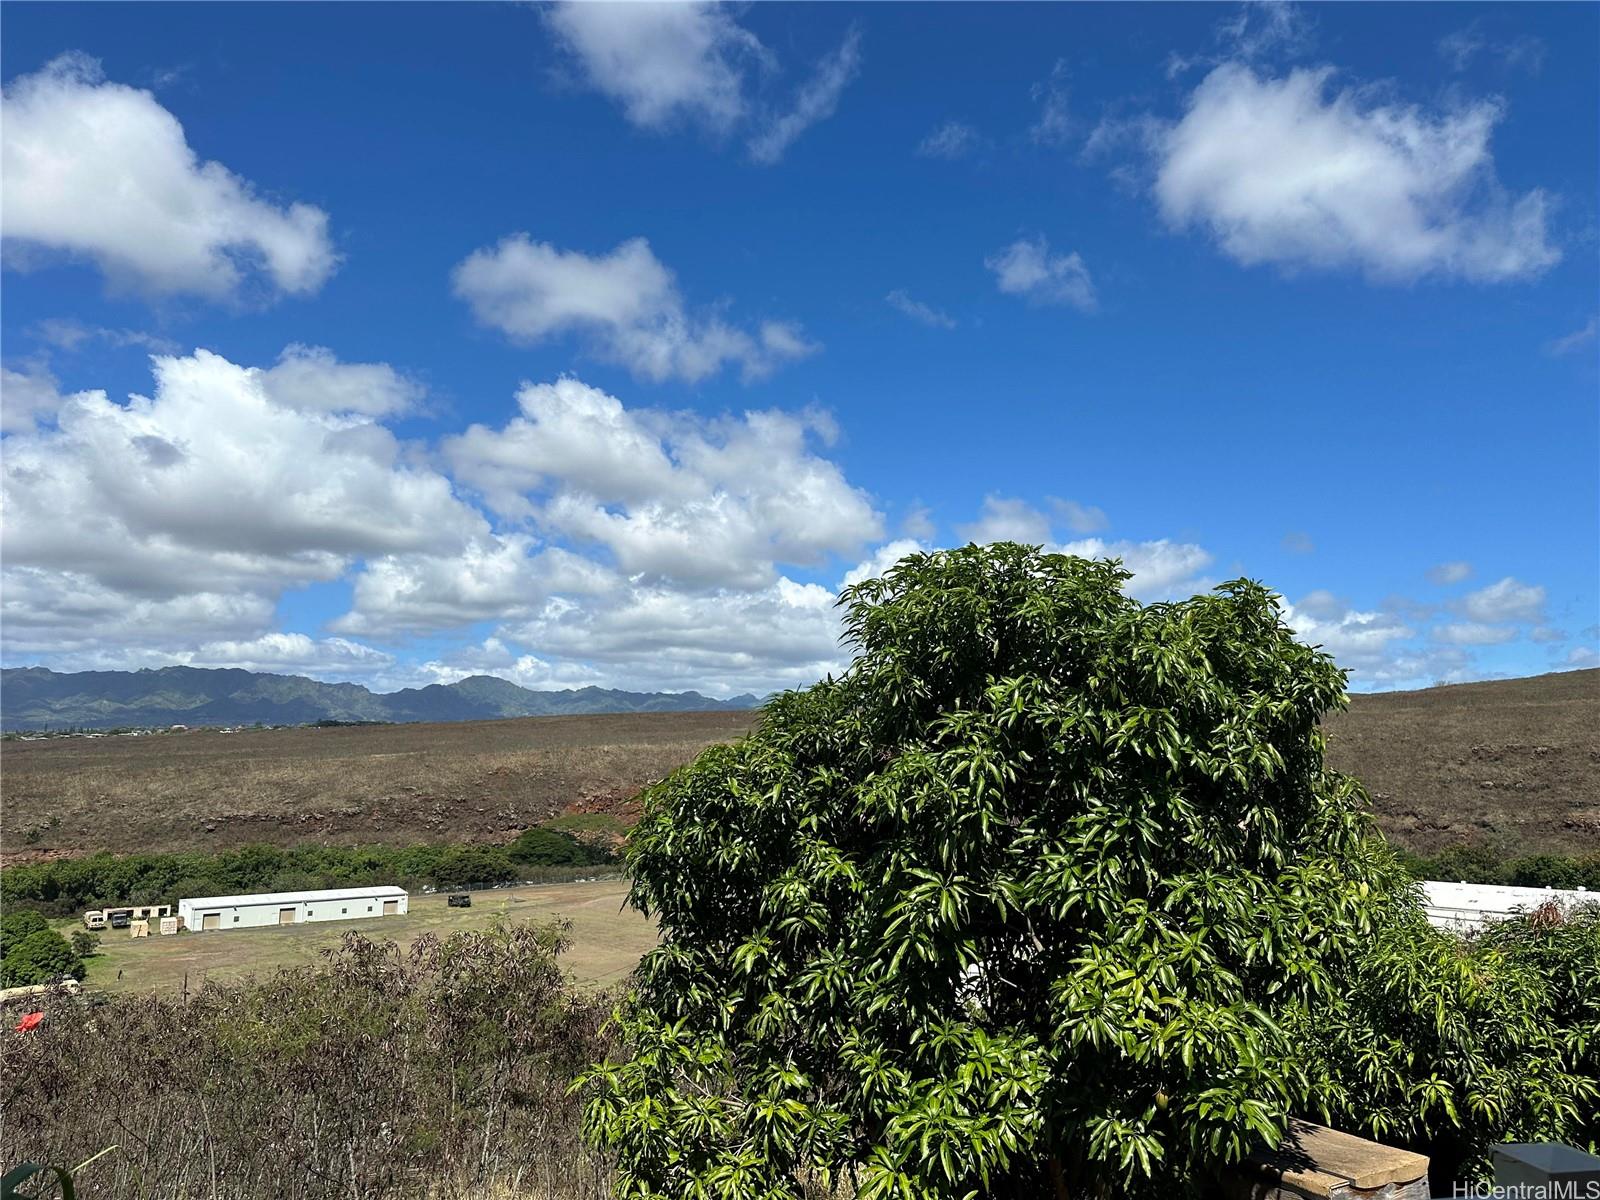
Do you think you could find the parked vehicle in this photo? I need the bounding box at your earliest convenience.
[95,905,171,930]
[447,893,472,908]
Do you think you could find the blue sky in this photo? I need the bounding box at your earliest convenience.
[2,1,1596,696]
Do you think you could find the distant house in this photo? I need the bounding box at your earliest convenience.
[178,886,408,932]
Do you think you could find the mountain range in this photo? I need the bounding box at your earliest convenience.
[0,666,763,731]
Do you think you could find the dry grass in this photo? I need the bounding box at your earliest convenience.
[78,879,655,996]
[3,921,615,1200]
[2,709,755,861]
[1324,668,1600,856]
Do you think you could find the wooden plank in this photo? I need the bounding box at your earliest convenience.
[1282,1120,1429,1188]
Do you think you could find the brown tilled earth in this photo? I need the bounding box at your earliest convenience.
[2,669,1596,862]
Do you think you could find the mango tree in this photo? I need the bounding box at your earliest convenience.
[582,543,1408,1198]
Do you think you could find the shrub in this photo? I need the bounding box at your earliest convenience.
[1507,854,1584,890]
[1301,903,1600,1183]
[1,909,50,956]
[0,921,612,1199]
[68,930,99,958]
[1397,845,1600,891]
[581,545,1409,1199]
[1,928,85,988]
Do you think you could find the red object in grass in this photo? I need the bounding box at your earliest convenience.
[14,1011,44,1032]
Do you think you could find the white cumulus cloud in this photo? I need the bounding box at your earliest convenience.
[444,377,882,590]
[957,495,1055,545]
[452,235,816,383]
[1461,576,1545,623]
[544,1,766,133]
[2,348,483,652]
[1,54,337,300]
[1152,62,1558,282]
[1056,537,1214,601]
[1,364,76,434]
[260,345,422,418]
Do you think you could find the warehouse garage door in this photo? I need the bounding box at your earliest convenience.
[382,900,398,916]
[278,907,296,925]
[201,913,220,931]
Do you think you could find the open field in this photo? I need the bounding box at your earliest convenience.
[75,879,654,996]
[1323,668,1599,856]
[4,670,1597,864]
[2,709,755,862]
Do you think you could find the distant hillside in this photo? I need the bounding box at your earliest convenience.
[0,666,762,731]
[1324,668,1599,857]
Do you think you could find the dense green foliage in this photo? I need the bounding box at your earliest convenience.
[1397,844,1600,891]
[1300,903,1600,1181]
[1,911,85,988]
[581,545,1411,1199]
[1,910,51,955]
[0,830,614,916]
[1,922,611,1199]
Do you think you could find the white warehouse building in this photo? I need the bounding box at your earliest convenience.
[178,886,408,932]
[1422,880,1594,934]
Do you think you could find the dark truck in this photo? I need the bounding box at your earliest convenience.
[447,894,471,908]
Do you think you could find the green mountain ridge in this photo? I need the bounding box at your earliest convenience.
[0,666,763,730]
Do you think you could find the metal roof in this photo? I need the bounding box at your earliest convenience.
[179,885,407,908]
[1422,880,1594,931]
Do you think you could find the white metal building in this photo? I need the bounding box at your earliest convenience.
[1422,880,1595,934]
[178,886,408,932]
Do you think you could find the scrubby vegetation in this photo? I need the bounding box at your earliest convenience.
[1396,844,1600,890]
[1299,900,1599,1183]
[1,922,611,1200]
[0,828,614,917]
[1319,666,1598,859]
[1,708,753,861]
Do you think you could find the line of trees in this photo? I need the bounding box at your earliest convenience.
[0,826,615,917]
[1396,844,1600,890]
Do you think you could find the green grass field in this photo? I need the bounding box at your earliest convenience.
[75,879,655,996]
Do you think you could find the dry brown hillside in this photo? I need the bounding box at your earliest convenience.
[1323,668,1599,856]
[2,669,1595,862]
[0,710,754,861]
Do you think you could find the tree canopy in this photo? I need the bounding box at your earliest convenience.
[2,927,86,988]
[581,544,1411,1199]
